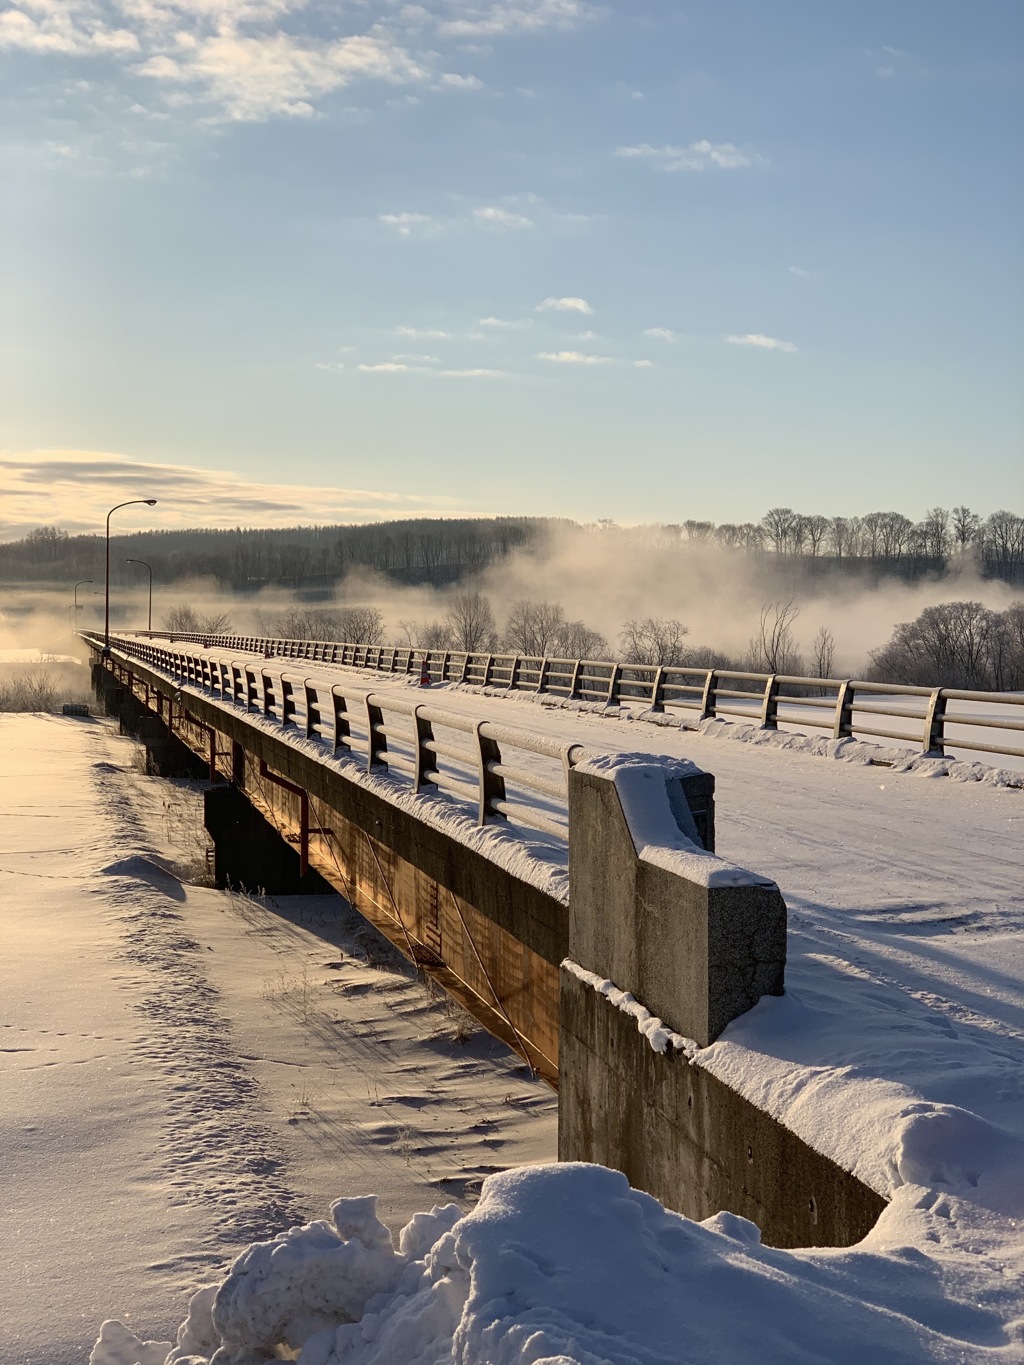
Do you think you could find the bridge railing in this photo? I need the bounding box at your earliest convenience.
[127,631,1024,763]
[89,632,583,844]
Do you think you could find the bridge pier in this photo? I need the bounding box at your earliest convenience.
[203,784,332,896]
[137,714,208,780]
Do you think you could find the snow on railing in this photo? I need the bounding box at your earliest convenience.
[127,629,1024,765]
[86,632,585,843]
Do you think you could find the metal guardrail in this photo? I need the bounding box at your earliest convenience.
[129,629,1024,764]
[87,632,584,842]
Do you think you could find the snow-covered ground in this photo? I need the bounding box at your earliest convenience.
[6,666,1024,1363]
[0,714,555,1365]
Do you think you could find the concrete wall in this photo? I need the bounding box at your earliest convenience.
[558,966,886,1248]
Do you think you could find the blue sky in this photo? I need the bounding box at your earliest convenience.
[2,0,1021,536]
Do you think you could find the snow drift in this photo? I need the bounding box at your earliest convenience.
[92,1161,1024,1365]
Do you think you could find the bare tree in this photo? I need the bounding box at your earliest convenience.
[618,617,689,666]
[868,600,1012,689]
[554,620,608,660]
[811,625,836,679]
[260,606,383,644]
[419,620,453,651]
[503,599,566,656]
[445,592,496,652]
[761,507,797,556]
[751,600,801,673]
[951,506,981,553]
[804,515,829,557]
[163,603,233,634]
[921,507,952,562]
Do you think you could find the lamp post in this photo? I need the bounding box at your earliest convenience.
[71,579,93,635]
[125,558,154,633]
[104,500,157,653]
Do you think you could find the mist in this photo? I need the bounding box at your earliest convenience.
[3,521,1020,687]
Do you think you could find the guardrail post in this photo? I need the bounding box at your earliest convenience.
[650,666,665,712]
[281,676,296,727]
[460,652,471,683]
[441,651,451,682]
[477,724,506,824]
[568,659,582,700]
[761,675,780,730]
[483,654,495,686]
[304,681,321,739]
[413,705,435,791]
[261,670,274,718]
[366,695,387,771]
[509,656,522,690]
[331,689,350,754]
[833,681,855,739]
[700,669,719,719]
[923,688,948,755]
[536,657,549,693]
[245,667,258,713]
[606,662,621,705]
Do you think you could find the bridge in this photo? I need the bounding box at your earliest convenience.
[84,628,1022,1252]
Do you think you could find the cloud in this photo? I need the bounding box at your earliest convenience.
[537,350,609,365]
[0,449,462,538]
[0,0,566,125]
[382,195,577,238]
[726,333,797,353]
[438,367,504,378]
[437,71,484,90]
[395,325,454,338]
[478,316,532,329]
[355,360,505,377]
[642,327,678,342]
[472,204,534,229]
[436,1,604,39]
[536,296,593,314]
[615,140,763,172]
[380,212,441,236]
[632,359,653,368]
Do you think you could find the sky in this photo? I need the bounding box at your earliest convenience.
[2,0,1022,538]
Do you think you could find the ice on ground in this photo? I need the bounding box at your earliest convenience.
[92,1163,1024,1365]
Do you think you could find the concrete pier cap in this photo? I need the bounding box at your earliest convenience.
[566,752,786,1048]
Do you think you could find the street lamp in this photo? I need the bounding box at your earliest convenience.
[104,499,157,653]
[125,557,154,633]
[71,579,93,634]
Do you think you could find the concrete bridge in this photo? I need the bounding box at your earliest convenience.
[86,631,888,1250]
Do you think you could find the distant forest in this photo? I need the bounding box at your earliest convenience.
[1,506,1022,590]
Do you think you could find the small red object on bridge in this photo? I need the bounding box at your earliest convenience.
[418,655,432,687]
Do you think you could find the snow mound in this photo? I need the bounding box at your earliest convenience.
[91,1164,1024,1365]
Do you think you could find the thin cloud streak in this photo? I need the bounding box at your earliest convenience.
[615,140,763,172]
[726,333,798,353]
[0,450,467,538]
[536,296,593,314]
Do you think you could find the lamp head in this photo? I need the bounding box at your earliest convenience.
[144,499,157,506]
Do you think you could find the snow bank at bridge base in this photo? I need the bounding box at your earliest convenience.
[92,1161,1024,1365]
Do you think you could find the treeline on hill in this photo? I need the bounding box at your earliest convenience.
[2,506,1022,588]
[0,518,549,588]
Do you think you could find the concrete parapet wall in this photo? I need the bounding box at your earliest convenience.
[567,756,786,1047]
[558,964,886,1248]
